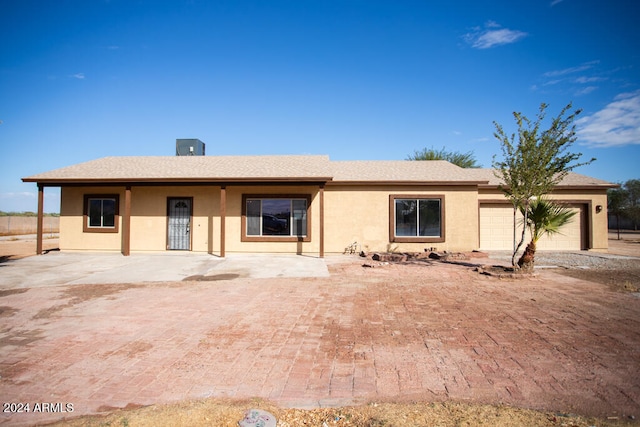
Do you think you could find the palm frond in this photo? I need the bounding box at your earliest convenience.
[520,198,577,243]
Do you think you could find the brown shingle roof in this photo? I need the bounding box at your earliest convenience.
[329,160,483,184]
[466,168,617,188]
[22,155,333,183]
[22,155,615,189]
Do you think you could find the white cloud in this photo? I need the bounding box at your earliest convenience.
[575,86,598,96]
[543,79,563,86]
[72,73,85,79]
[463,22,527,49]
[535,61,608,95]
[574,76,606,84]
[543,61,599,77]
[550,0,564,6]
[577,90,640,147]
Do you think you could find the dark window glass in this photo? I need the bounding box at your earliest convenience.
[88,198,116,228]
[246,199,261,235]
[395,198,441,237]
[102,199,116,227]
[246,198,307,237]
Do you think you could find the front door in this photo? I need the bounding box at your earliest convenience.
[167,198,192,250]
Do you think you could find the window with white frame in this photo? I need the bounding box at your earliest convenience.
[390,195,444,243]
[243,195,310,241]
[84,194,119,233]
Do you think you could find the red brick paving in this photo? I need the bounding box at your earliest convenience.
[1,257,639,425]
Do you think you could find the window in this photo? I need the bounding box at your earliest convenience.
[242,195,311,242]
[83,195,119,233]
[390,195,444,243]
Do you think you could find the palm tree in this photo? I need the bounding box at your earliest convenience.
[407,147,480,168]
[517,199,577,271]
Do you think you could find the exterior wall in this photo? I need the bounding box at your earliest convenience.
[60,186,124,252]
[324,185,480,253]
[223,185,321,254]
[477,188,609,251]
[60,186,221,253]
[60,184,323,255]
[129,186,219,253]
[59,183,608,255]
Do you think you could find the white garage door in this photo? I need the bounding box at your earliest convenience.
[479,203,584,251]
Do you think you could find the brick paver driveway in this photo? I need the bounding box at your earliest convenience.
[1,256,639,425]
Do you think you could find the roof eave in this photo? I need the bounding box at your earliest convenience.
[478,183,619,190]
[327,180,487,186]
[22,177,334,185]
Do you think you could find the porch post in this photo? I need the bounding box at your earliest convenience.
[220,185,226,257]
[122,186,131,256]
[36,184,44,255]
[319,184,325,258]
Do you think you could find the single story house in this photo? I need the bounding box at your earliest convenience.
[23,153,615,257]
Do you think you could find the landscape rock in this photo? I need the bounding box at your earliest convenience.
[372,253,407,262]
[239,409,276,427]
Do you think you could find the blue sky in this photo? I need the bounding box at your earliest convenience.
[1,0,639,213]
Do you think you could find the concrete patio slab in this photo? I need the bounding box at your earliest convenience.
[0,252,329,289]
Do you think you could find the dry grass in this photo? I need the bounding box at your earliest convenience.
[47,398,637,427]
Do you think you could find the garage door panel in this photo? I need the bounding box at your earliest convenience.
[479,204,524,250]
[536,206,581,251]
[480,203,583,251]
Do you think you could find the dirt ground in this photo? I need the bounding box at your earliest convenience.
[1,234,639,427]
[44,399,637,427]
[0,235,59,262]
[553,232,640,292]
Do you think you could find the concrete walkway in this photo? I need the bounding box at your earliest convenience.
[1,255,639,426]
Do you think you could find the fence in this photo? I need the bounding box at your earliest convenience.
[0,216,60,236]
[608,214,637,231]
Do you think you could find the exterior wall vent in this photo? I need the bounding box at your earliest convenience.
[176,139,206,156]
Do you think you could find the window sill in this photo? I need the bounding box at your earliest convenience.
[83,227,119,233]
[391,236,445,243]
[242,236,310,243]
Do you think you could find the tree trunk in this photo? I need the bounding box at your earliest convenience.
[511,202,528,267]
[517,240,537,272]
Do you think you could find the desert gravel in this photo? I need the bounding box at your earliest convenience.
[488,250,638,269]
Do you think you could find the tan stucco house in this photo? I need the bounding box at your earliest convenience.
[22,154,615,257]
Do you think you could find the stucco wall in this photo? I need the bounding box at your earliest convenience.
[323,185,480,253]
[128,186,219,252]
[60,186,221,253]
[223,185,321,254]
[59,183,608,255]
[60,186,124,252]
[60,184,322,255]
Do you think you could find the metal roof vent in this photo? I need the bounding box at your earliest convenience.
[176,139,206,156]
